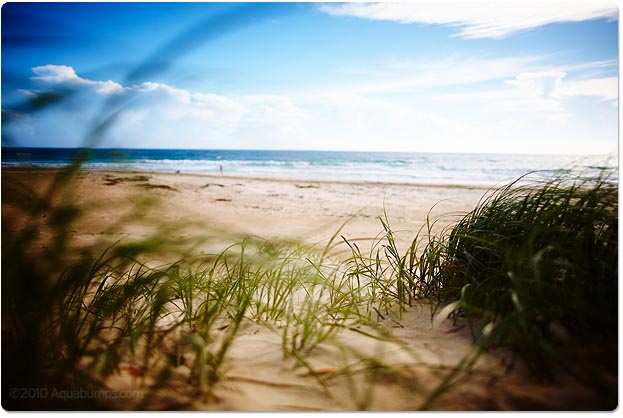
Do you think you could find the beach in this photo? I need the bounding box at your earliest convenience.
[1,168,610,410]
[2,168,490,256]
[3,0,618,410]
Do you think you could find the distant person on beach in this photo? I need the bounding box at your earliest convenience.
[219,164,223,174]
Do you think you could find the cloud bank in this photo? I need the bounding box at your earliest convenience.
[8,63,619,154]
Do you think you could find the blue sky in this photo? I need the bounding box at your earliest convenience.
[2,1,618,154]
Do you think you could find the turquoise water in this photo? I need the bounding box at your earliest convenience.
[2,147,616,186]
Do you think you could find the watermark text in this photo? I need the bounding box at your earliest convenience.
[9,387,143,401]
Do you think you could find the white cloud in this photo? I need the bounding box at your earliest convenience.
[431,69,618,130]
[96,80,126,95]
[31,65,80,83]
[191,93,248,125]
[503,71,618,102]
[308,91,446,126]
[121,84,313,131]
[134,81,190,101]
[25,65,320,146]
[319,55,547,97]
[31,64,125,94]
[504,70,567,96]
[433,87,570,123]
[121,82,248,129]
[555,76,618,102]
[282,91,453,151]
[319,2,618,39]
[239,94,315,126]
[332,57,617,97]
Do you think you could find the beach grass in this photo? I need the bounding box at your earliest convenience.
[329,168,618,408]
[1,166,618,410]
[427,171,617,381]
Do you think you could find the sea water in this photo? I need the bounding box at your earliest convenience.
[2,147,617,186]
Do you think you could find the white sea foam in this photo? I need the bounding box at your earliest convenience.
[2,148,617,186]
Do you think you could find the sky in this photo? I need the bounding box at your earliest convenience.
[1,1,619,154]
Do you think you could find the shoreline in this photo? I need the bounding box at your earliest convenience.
[3,148,614,193]
[1,166,496,190]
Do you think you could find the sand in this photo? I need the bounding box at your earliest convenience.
[3,168,490,263]
[1,168,605,411]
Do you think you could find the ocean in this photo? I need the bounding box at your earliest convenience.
[1,147,617,186]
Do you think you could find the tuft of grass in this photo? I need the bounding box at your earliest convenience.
[416,170,618,405]
[338,168,618,409]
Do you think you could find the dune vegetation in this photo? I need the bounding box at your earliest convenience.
[2,164,617,410]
